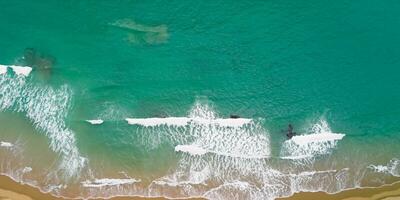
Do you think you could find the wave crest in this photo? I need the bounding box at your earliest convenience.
[280,120,345,160]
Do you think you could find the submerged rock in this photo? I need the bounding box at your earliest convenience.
[110,19,169,45]
[21,48,56,70]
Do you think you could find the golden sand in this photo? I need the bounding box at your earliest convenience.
[278,181,400,200]
[2,173,400,200]
[0,188,33,200]
[0,174,207,200]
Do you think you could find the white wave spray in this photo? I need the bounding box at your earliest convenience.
[280,120,345,160]
[368,158,400,177]
[0,72,85,179]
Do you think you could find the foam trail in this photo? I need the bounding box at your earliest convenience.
[0,65,7,74]
[0,73,85,178]
[368,158,400,177]
[126,117,190,127]
[291,133,345,145]
[175,144,270,159]
[280,120,345,160]
[175,145,207,156]
[86,119,104,125]
[82,178,140,188]
[125,117,252,127]
[0,141,13,147]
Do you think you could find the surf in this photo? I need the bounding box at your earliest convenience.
[125,117,252,127]
[0,64,32,76]
[280,120,345,160]
[0,67,85,179]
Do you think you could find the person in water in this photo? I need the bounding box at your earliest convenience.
[286,124,296,139]
[230,114,240,119]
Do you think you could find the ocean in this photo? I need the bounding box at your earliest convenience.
[1,1,400,199]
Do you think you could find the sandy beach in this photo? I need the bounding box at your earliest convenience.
[279,181,400,200]
[1,174,400,200]
[0,175,204,200]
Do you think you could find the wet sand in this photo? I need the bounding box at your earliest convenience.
[0,175,63,200]
[2,173,400,200]
[279,181,400,200]
[0,175,204,200]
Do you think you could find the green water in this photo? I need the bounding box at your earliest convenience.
[1,1,400,199]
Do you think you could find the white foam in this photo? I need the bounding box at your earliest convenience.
[368,158,400,177]
[280,155,313,160]
[125,117,252,127]
[82,178,140,188]
[86,119,104,125]
[0,65,8,74]
[22,167,32,173]
[201,118,252,127]
[369,165,388,173]
[280,120,345,160]
[290,169,340,177]
[126,117,190,126]
[9,65,32,76]
[175,144,269,159]
[0,74,85,178]
[145,102,273,199]
[0,141,13,147]
[175,145,207,156]
[290,133,345,145]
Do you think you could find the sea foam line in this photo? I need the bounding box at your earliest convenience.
[81,178,141,188]
[125,117,252,127]
[175,144,269,159]
[0,65,7,74]
[290,132,345,146]
[280,120,345,160]
[0,141,13,147]
[86,119,104,125]
[0,64,32,76]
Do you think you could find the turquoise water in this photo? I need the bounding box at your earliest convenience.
[1,1,400,199]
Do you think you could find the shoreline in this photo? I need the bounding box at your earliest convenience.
[278,181,400,200]
[1,174,400,200]
[0,174,204,200]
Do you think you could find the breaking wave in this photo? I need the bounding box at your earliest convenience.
[130,102,270,158]
[143,104,351,199]
[86,119,104,125]
[0,64,32,76]
[0,70,85,178]
[280,120,345,160]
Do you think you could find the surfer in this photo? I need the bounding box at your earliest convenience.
[230,114,240,119]
[286,124,296,139]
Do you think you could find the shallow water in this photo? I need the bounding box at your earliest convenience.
[1,1,400,199]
